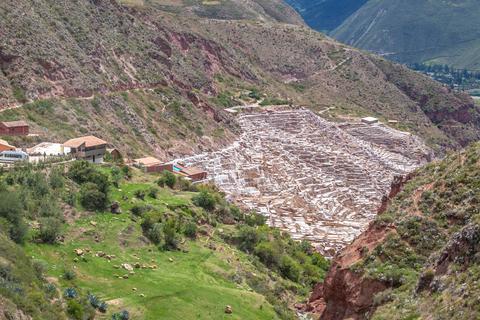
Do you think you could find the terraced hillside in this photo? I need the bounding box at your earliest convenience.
[308,142,480,319]
[175,108,431,255]
[0,0,479,158]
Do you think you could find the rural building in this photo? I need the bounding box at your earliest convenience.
[133,156,163,173]
[133,157,208,182]
[159,162,208,182]
[0,120,29,136]
[27,142,70,156]
[106,148,122,161]
[63,135,107,163]
[178,165,208,182]
[361,117,379,125]
[0,139,15,152]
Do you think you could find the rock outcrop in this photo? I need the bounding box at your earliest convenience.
[307,167,413,319]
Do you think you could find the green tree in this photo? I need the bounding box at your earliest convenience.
[192,191,216,211]
[157,171,176,189]
[0,191,28,243]
[79,183,108,211]
[38,217,62,244]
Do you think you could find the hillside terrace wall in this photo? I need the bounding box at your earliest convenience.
[175,108,431,255]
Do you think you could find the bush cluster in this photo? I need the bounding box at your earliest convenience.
[233,224,329,285]
[1,164,66,244]
[68,161,110,211]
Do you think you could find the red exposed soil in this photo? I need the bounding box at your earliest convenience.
[306,173,413,319]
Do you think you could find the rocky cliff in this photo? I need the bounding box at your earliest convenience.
[308,142,480,320]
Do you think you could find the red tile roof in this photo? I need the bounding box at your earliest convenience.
[180,166,206,176]
[134,156,162,166]
[1,120,28,127]
[0,139,15,148]
[63,136,107,148]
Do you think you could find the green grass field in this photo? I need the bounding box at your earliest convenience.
[25,177,280,319]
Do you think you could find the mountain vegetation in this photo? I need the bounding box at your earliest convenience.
[284,0,367,32]
[0,160,329,319]
[309,142,480,319]
[1,0,479,157]
[331,0,480,71]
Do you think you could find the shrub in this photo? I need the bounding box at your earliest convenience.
[134,189,146,200]
[245,212,267,227]
[68,160,110,194]
[44,283,57,298]
[9,220,28,245]
[68,161,96,184]
[67,300,84,320]
[238,226,264,252]
[183,221,197,239]
[177,177,197,192]
[148,187,159,199]
[98,301,108,313]
[111,166,122,187]
[121,166,132,179]
[131,204,148,217]
[279,256,301,282]
[79,183,108,211]
[163,218,179,250]
[63,270,76,281]
[147,223,163,245]
[64,288,78,299]
[192,191,216,211]
[157,171,176,189]
[254,241,281,267]
[38,217,62,244]
[49,168,64,189]
[112,310,130,320]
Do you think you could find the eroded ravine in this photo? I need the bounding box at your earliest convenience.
[176,108,432,255]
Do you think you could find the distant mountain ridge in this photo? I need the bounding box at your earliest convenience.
[284,0,367,32]
[286,0,480,71]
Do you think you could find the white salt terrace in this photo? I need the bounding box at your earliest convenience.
[176,108,432,255]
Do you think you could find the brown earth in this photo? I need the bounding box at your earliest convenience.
[0,0,479,158]
[306,173,413,319]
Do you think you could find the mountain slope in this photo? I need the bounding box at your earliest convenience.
[284,0,367,32]
[0,161,329,319]
[119,0,305,25]
[332,0,480,70]
[0,0,479,158]
[308,142,480,319]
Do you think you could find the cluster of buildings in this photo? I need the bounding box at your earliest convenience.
[132,156,207,182]
[0,119,207,182]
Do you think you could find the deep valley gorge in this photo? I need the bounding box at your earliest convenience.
[0,1,480,320]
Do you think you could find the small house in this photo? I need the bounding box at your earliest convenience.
[106,148,122,161]
[133,157,208,182]
[0,120,29,136]
[0,139,15,152]
[361,117,379,125]
[133,156,163,173]
[160,162,208,182]
[178,165,208,182]
[63,135,107,163]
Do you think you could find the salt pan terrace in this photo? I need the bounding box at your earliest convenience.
[177,109,432,255]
